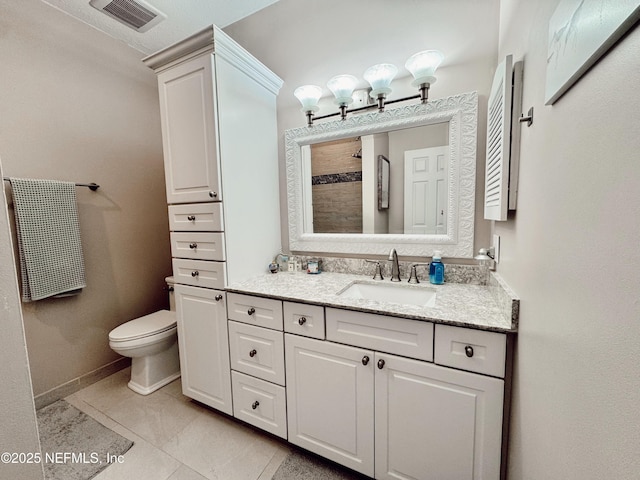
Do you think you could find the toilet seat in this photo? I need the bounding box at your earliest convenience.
[109,310,176,343]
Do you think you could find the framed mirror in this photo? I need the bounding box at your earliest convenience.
[285,91,477,257]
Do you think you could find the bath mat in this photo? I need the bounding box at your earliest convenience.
[271,449,371,480]
[37,400,133,480]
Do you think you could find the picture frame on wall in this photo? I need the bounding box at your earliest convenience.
[545,0,640,105]
[378,154,390,210]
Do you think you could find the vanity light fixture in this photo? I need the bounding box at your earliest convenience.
[294,50,444,126]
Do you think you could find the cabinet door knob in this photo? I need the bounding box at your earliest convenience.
[249,349,257,358]
[215,294,223,302]
[191,271,199,277]
[252,401,259,410]
[247,307,256,316]
[377,359,385,369]
[187,215,196,221]
[362,356,370,366]
[209,191,218,198]
[298,316,307,325]
[189,242,197,249]
[465,345,474,358]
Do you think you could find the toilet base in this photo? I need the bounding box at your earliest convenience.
[128,339,181,395]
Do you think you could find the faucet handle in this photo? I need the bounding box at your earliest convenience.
[365,260,384,280]
[408,263,430,284]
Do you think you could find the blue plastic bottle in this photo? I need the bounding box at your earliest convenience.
[429,250,445,285]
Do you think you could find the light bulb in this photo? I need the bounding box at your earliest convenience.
[405,50,444,86]
[294,85,322,113]
[327,75,358,106]
[363,64,397,99]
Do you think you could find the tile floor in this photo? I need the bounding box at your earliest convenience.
[65,368,292,480]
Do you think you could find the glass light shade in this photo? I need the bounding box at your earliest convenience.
[405,50,444,86]
[294,85,322,113]
[363,64,398,99]
[326,75,358,106]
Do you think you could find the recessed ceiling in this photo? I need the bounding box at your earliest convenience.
[40,0,281,54]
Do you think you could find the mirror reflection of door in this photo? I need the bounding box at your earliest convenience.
[403,146,448,234]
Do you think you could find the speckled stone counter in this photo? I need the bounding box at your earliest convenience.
[227,271,519,333]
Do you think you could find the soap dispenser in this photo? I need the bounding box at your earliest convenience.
[429,251,445,285]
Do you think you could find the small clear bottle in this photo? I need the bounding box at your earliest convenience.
[429,250,445,285]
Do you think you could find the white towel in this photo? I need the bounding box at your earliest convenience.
[10,178,86,302]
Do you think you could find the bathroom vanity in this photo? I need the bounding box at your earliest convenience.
[224,271,518,480]
[143,24,519,480]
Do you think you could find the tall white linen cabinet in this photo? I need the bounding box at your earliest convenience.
[143,26,283,414]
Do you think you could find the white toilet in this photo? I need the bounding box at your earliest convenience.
[109,277,180,395]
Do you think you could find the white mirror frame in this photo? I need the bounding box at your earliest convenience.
[285,90,477,258]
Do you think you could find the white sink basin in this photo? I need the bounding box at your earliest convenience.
[337,281,436,308]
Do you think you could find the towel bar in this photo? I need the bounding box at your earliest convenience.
[3,178,99,191]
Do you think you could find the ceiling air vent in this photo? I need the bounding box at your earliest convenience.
[89,0,166,32]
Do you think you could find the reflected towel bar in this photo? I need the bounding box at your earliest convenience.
[3,178,99,191]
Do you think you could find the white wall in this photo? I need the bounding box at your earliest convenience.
[0,0,171,397]
[496,1,640,478]
[0,160,43,479]
[361,134,389,234]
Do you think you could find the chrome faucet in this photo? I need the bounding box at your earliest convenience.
[388,248,401,282]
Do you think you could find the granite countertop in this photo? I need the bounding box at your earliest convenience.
[227,271,518,333]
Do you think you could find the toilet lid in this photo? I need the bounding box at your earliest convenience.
[109,310,176,342]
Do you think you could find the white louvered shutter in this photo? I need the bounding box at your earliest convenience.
[484,55,513,221]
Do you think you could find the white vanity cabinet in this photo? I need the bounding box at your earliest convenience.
[174,285,232,414]
[143,26,283,414]
[156,54,221,205]
[374,352,504,480]
[227,293,288,439]
[286,308,507,480]
[285,334,375,477]
[144,25,283,287]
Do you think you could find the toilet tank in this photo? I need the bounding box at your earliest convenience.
[165,276,176,312]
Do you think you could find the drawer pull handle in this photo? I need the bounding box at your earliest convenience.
[249,349,257,358]
[298,316,307,325]
[465,345,474,358]
[187,215,196,221]
[191,271,199,277]
[377,359,385,370]
[252,401,259,410]
[209,191,218,198]
[215,294,223,302]
[189,243,197,249]
[247,307,256,316]
[362,356,370,366]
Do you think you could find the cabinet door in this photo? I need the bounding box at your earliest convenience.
[174,285,232,415]
[285,334,374,477]
[375,353,504,480]
[157,54,222,204]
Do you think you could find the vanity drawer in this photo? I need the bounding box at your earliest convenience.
[326,308,434,362]
[283,302,325,339]
[170,232,225,261]
[227,293,283,331]
[231,371,287,439]
[434,325,507,378]
[228,321,285,386]
[168,203,224,232]
[172,258,226,289]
